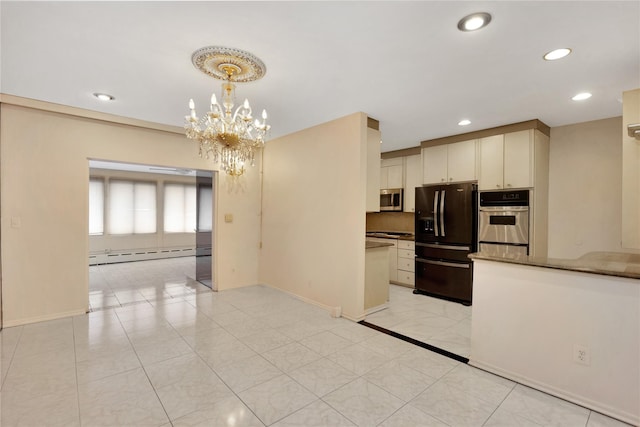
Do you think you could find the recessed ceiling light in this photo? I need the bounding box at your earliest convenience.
[572,92,592,101]
[457,12,492,32]
[93,92,115,101]
[543,48,572,61]
[458,119,471,126]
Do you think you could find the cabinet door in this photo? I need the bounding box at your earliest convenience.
[504,130,532,188]
[380,165,388,189]
[447,139,477,183]
[404,154,422,212]
[388,247,398,282]
[423,145,448,184]
[478,135,504,190]
[386,164,404,188]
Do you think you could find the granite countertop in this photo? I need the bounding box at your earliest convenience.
[469,251,640,280]
[365,231,415,241]
[366,241,395,249]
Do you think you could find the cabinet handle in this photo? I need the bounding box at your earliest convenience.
[441,178,445,182]
[449,177,453,181]
[506,183,512,187]
[496,184,501,188]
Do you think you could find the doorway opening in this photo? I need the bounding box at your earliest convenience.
[87,160,216,311]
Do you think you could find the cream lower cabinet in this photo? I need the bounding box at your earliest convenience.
[423,139,477,184]
[394,240,415,286]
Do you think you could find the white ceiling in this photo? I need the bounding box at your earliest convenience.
[1,1,638,153]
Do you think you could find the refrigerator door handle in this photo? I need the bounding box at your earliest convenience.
[416,242,471,251]
[433,190,439,236]
[440,190,446,236]
[416,258,470,269]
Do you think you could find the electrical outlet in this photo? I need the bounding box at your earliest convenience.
[573,344,591,366]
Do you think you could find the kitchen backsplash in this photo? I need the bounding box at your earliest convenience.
[366,212,414,233]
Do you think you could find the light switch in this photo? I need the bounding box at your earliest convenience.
[224,214,233,223]
[11,216,21,228]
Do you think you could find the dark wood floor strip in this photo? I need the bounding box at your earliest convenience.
[358,320,470,364]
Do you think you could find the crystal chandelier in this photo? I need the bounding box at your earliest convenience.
[185,46,270,176]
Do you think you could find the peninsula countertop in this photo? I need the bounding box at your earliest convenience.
[469,251,640,280]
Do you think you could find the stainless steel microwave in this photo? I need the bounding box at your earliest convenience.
[380,188,403,211]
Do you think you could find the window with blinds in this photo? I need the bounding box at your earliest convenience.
[108,180,157,234]
[89,179,104,235]
[164,183,197,233]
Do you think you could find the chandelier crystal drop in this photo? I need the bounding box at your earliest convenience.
[184,46,270,176]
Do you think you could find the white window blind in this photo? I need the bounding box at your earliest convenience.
[198,187,213,232]
[164,183,196,233]
[108,180,156,234]
[89,179,104,235]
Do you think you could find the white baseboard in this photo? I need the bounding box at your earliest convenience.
[260,283,350,320]
[364,303,389,316]
[3,308,88,328]
[469,358,639,427]
[341,312,366,322]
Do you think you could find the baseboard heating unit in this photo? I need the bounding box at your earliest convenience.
[89,247,196,265]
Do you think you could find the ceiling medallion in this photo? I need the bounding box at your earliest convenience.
[191,46,266,82]
[185,46,270,176]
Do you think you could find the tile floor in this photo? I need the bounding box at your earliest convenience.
[88,257,210,311]
[365,285,472,358]
[0,260,633,426]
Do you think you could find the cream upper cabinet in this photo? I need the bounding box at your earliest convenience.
[478,130,532,190]
[403,154,422,212]
[478,135,504,189]
[380,157,404,189]
[423,139,477,184]
[504,130,533,189]
[448,139,477,182]
[422,144,448,184]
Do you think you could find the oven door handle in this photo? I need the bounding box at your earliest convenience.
[416,258,470,269]
[479,206,529,212]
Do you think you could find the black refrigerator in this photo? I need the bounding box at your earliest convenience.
[414,182,477,305]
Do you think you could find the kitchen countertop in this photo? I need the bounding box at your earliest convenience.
[469,251,640,280]
[366,231,415,241]
[366,241,395,249]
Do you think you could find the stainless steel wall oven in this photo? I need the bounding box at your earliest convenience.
[478,190,530,257]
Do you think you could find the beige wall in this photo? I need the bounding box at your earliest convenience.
[548,117,639,258]
[622,88,640,249]
[258,113,369,320]
[0,100,261,326]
